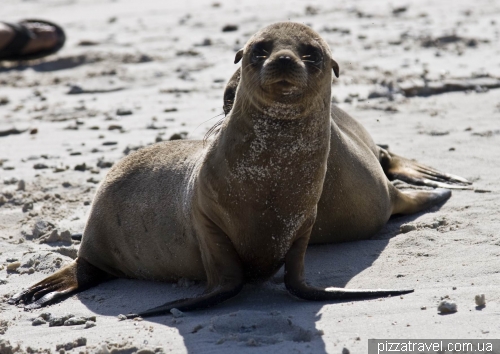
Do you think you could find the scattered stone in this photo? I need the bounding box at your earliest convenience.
[475,294,486,307]
[55,337,87,351]
[305,5,319,15]
[74,163,87,171]
[54,246,78,259]
[0,128,27,137]
[97,159,113,168]
[438,300,457,314]
[191,324,203,333]
[49,314,75,327]
[170,308,185,318]
[342,348,350,354]
[116,108,133,116]
[71,233,83,241]
[169,132,188,141]
[32,317,47,326]
[474,189,491,193]
[6,262,21,272]
[78,40,100,46]
[31,220,54,239]
[3,177,17,185]
[102,141,118,146]
[0,278,7,285]
[62,182,71,188]
[0,320,9,335]
[400,224,417,233]
[108,124,123,131]
[163,108,178,112]
[420,306,427,310]
[176,50,200,57]
[39,230,72,244]
[17,180,25,191]
[392,6,408,15]
[136,350,155,354]
[85,321,96,329]
[87,177,100,184]
[222,24,238,32]
[123,144,145,155]
[33,163,48,169]
[0,96,9,105]
[22,202,34,212]
[118,314,127,320]
[40,313,52,321]
[400,77,500,97]
[0,339,20,354]
[64,317,87,326]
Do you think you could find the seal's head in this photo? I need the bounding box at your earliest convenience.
[234,22,339,110]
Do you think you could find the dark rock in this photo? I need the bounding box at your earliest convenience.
[222,24,238,32]
[33,163,48,169]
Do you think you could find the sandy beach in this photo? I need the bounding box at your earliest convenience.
[1,0,500,353]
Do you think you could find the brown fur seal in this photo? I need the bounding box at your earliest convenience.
[10,22,468,317]
[222,69,471,245]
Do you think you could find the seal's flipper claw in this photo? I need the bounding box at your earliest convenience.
[7,258,110,309]
[379,149,471,189]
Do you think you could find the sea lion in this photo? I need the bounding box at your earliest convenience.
[10,22,467,317]
[221,69,471,244]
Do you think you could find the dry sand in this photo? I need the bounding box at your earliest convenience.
[1,0,500,353]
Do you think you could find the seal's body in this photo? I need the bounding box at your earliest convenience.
[11,22,469,316]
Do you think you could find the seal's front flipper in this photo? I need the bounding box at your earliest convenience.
[131,222,244,318]
[284,236,414,302]
[128,283,244,319]
[8,257,110,309]
[378,148,472,190]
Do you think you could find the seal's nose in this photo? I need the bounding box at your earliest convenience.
[277,54,293,69]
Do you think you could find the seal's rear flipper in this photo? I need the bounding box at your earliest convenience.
[379,148,472,190]
[392,188,451,215]
[8,257,110,309]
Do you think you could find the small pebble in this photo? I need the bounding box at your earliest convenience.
[400,224,417,233]
[118,314,127,320]
[475,294,486,307]
[420,306,427,310]
[17,180,25,191]
[40,313,52,321]
[49,314,75,327]
[84,321,96,329]
[438,300,457,314]
[6,262,21,272]
[116,108,133,116]
[32,317,47,326]
[342,348,350,354]
[33,163,48,170]
[64,317,87,326]
[170,308,185,318]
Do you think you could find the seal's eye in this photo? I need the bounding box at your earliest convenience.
[301,46,322,65]
[251,42,271,63]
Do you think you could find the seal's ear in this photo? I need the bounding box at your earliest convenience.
[234,49,244,64]
[331,59,340,78]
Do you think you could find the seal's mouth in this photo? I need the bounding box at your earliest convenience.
[264,78,301,90]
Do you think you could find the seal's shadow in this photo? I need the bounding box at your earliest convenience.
[76,209,431,353]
